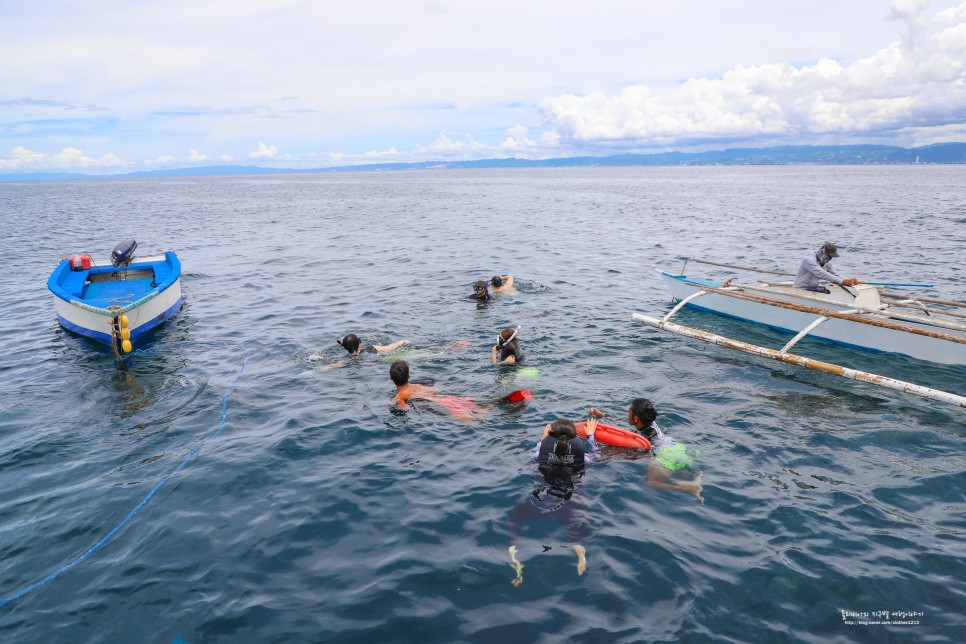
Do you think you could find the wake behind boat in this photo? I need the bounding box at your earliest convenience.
[633,258,966,407]
[47,239,184,358]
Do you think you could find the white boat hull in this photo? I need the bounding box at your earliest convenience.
[659,272,966,366]
[53,281,183,345]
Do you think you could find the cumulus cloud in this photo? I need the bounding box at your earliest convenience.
[0,145,126,170]
[187,149,208,162]
[500,125,537,152]
[414,131,488,158]
[248,142,278,159]
[540,2,966,149]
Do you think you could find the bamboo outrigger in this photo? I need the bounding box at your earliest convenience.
[634,259,966,408]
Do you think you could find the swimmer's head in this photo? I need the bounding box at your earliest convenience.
[491,275,504,288]
[628,398,657,430]
[549,418,578,457]
[474,280,489,295]
[390,360,410,385]
[340,334,362,354]
[549,418,577,440]
[498,327,519,348]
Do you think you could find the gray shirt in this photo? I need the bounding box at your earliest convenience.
[793,251,842,289]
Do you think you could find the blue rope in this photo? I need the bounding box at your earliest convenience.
[0,342,250,609]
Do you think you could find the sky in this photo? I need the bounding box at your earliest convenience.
[1,0,965,173]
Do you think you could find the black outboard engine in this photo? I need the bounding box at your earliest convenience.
[111,238,138,268]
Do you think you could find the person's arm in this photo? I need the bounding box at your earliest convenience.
[804,256,845,285]
[588,407,606,418]
[502,275,514,289]
[393,391,410,411]
[491,344,500,364]
[584,418,602,462]
[530,424,552,461]
[374,339,410,352]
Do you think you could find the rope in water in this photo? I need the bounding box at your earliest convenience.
[0,341,250,609]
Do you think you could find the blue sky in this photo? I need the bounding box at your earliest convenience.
[2,0,965,173]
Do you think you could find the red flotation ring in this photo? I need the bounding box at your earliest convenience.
[575,421,651,450]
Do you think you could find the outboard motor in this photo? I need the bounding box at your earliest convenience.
[111,238,138,268]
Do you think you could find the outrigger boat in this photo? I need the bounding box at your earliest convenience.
[48,239,184,359]
[633,259,966,408]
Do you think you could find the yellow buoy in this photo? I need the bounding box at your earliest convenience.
[121,339,133,353]
[121,327,131,341]
[119,314,129,329]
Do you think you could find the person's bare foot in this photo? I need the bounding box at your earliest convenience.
[692,472,704,505]
[574,544,587,575]
[508,546,524,586]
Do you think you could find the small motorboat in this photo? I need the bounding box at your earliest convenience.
[633,259,966,407]
[47,239,184,357]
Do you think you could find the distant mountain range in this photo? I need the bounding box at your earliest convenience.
[2,142,964,182]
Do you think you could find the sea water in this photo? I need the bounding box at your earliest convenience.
[0,166,964,642]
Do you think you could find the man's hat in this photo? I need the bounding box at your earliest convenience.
[821,242,839,257]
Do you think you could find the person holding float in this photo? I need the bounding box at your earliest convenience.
[492,326,525,365]
[588,399,704,503]
[507,418,601,586]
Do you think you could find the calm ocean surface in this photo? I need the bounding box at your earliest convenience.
[0,166,964,643]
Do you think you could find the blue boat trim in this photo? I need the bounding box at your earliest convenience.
[48,252,182,310]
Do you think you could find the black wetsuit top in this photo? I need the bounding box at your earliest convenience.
[498,341,525,364]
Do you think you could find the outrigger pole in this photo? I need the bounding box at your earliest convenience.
[631,313,966,409]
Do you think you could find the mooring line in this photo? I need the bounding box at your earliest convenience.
[0,342,250,609]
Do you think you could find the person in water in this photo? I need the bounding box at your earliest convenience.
[507,418,601,586]
[490,274,515,293]
[390,360,489,421]
[469,280,494,302]
[338,333,409,355]
[589,398,703,503]
[492,326,525,365]
[793,242,860,293]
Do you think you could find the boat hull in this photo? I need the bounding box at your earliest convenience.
[659,272,966,366]
[48,252,184,347]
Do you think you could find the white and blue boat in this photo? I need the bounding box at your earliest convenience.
[47,239,184,354]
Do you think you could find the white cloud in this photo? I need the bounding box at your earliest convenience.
[248,142,278,159]
[0,145,126,170]
[414,131,488,159]
[540,2,966,149]
[500,125,537,152]
[187,149,208,162]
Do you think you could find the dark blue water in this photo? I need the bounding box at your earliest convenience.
[1,167,964,643]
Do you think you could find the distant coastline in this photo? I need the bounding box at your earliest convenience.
[2,142,964,182]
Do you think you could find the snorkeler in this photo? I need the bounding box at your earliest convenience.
[390,360,489,422]
[490,274,515,293]
[338,333,410,355]
[492,326,525,365]
[507,418,601,586]
[589,399,703,503]
[469,280,494,302]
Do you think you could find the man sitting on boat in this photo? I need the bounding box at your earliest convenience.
[793,242,860,293]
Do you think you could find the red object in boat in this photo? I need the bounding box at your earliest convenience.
[69,255,92,271]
